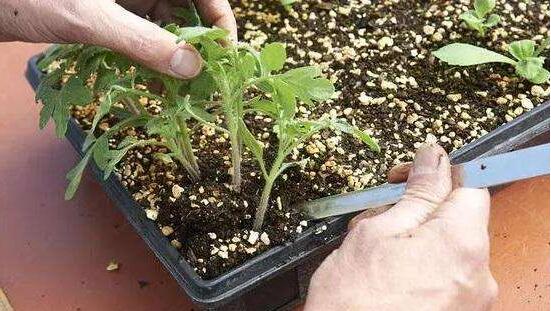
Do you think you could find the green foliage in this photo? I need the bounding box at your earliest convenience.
[37,24,379,230]
[432,43,516,66]
[280,0,301,9]
[433,40,550,84]
[244,46,379,230]
[459,0,500,36]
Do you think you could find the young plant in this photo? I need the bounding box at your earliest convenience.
[432,39,550,84]
[232,46,380,230]
[170,30,381,229]
[37,42,212,198]
[459,0,500,36]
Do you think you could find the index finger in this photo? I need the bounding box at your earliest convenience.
[194,0,238,41]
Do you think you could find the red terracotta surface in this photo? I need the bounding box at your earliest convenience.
[490,177,550,310]
[0,42,549,311]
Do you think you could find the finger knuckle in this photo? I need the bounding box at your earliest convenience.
[354,218,384,240]
[404,187,445,207]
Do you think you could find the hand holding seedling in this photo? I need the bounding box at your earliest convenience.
[305,144,497,310]
[0,0,237,79]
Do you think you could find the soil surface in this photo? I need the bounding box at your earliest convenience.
[70,0,549,279]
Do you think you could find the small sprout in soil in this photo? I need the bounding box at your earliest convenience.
[459,0,500,36]
[433,39,550,84]
[280,0,300,9]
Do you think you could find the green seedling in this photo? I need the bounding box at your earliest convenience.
[36,24,379,230]
[171,30,381,229]
[459,0,500,36]
[433,39,550,84]
[238,48,380,230]
[37,42,205,200]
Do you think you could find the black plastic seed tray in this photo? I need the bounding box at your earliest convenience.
[26,55,550,310]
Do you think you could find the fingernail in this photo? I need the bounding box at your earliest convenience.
[169,46,202,79]
[412,144,442,172]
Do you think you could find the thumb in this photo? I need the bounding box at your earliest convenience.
[430,188,491,251]
[78,1,203,79]
[353,144,452,238]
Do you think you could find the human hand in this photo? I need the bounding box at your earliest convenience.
[304,144,498,311]
[0,0,237,79]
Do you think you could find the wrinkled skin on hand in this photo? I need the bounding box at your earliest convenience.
[0,0,237,79]
[305,144,498,311]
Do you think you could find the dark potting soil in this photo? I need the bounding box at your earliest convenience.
[70,0,550,279]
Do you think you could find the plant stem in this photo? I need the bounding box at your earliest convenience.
[252,153,285,231]
[177,116,200,173]
[165,135,200,182]
[253,175,275,231]
[229,122,242,192]
[218,71,243,192]
[122,98,140,116]
[175,153,200,181]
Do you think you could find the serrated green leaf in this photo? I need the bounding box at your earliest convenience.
[38,44,82,70]
[282,66,322,80]
[300,77,335,102]
[104,52,132,72]
[177,26,228,44]
[177,96,216,123]
[260,43,286,73]
[62,76,93,106]
[278,66,335,104]
[52,103,70,138]
[94,70,118,92]
[249,98,278,118]
[75,46,108,79]
[201,37,227,62]
[83,91,117,150]
[39,75,94,138]
[39,101,56,129]
[189,71,217,100]
[508,40,536,61]
[433,43,516,66]
[36,84,60,129]
[65,151,92,200]
[92,136,111,169]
